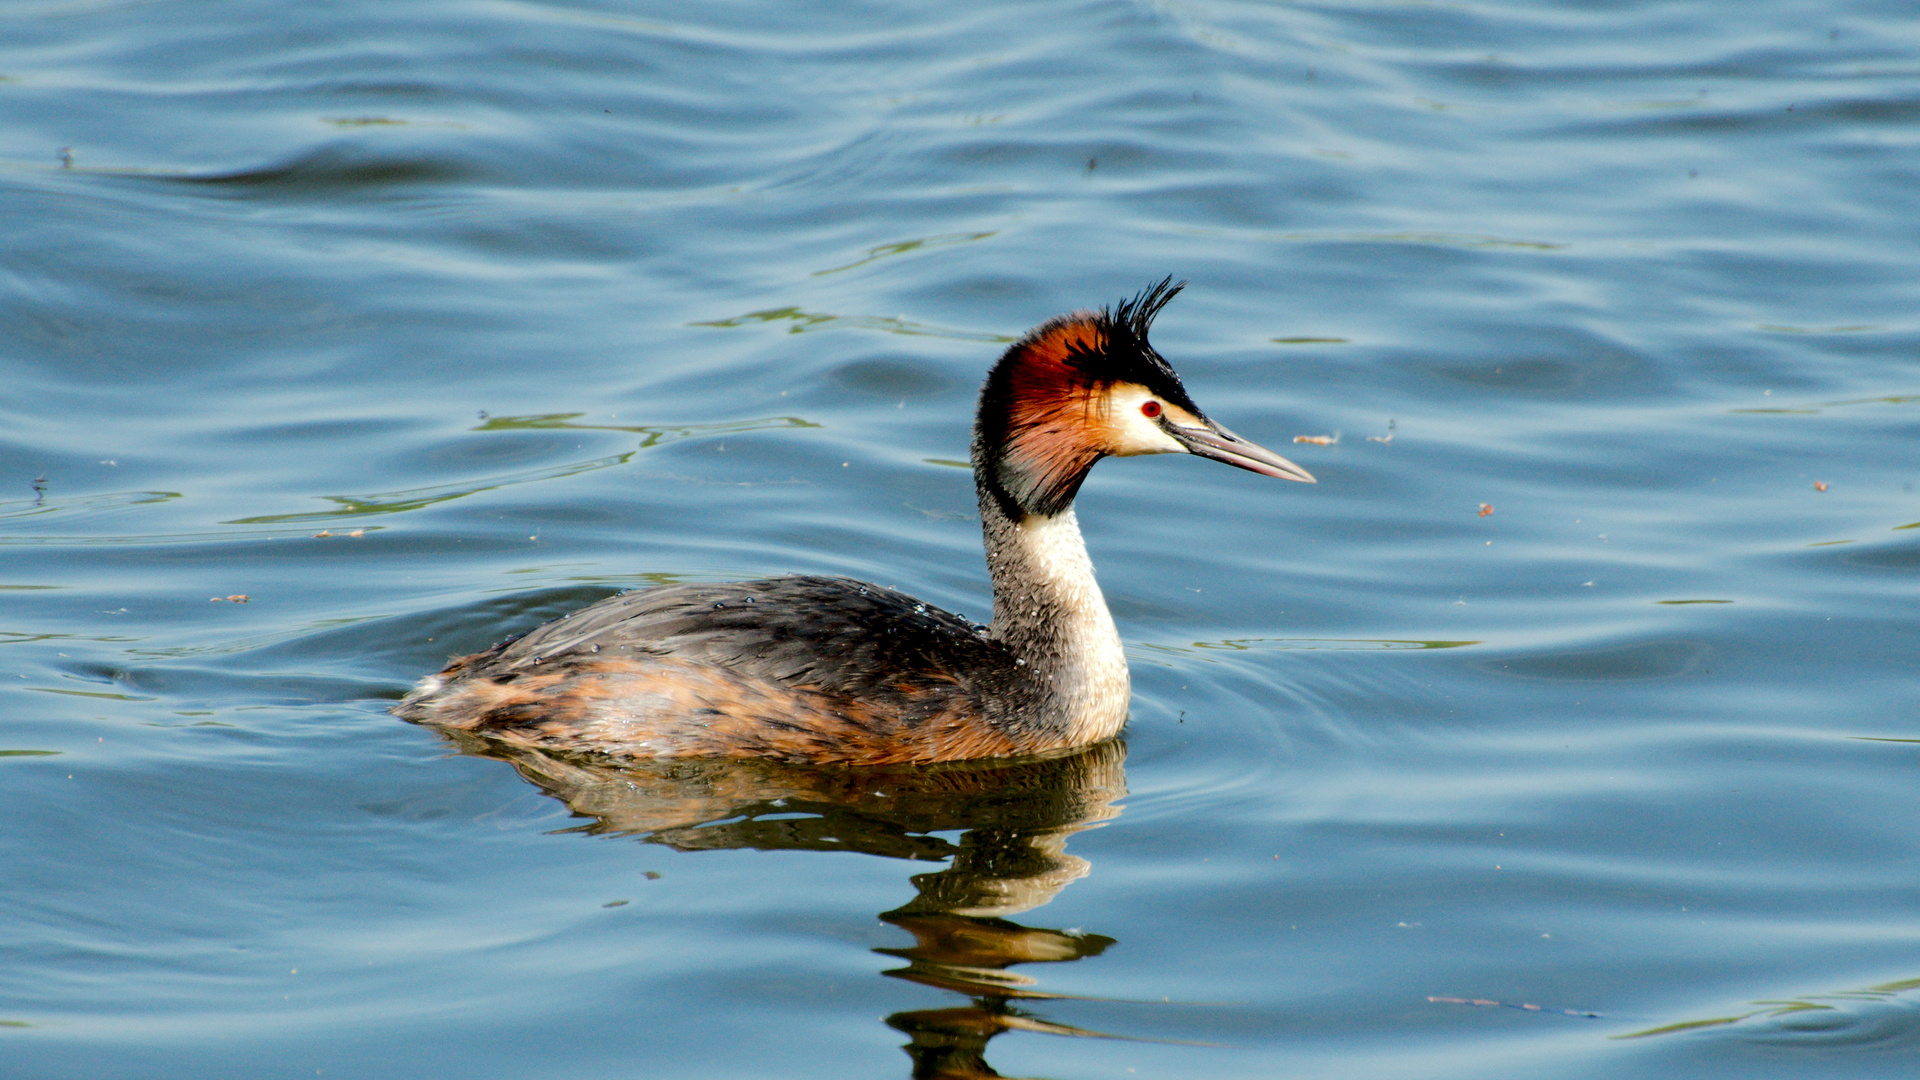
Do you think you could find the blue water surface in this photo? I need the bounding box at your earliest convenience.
[4,1,1918,1077]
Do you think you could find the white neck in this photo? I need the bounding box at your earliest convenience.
[980,501,1131,743]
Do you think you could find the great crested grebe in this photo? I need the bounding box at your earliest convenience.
[396,279,1315,765]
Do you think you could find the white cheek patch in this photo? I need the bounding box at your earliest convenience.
[1102,383,1193,457]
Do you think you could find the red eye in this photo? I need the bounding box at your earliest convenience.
[1140,400,1162,418]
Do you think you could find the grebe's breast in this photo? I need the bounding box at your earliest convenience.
[396,576,1053,765]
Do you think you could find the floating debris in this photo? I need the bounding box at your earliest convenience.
[1429,995,1601,1019]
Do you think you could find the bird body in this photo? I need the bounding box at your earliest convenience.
[396,280,1313,764]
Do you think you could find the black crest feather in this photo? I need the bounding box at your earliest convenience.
[1110,276,1185,349]
[1093,276,1199,413]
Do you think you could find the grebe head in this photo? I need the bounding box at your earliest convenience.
[974,277,1316,518]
